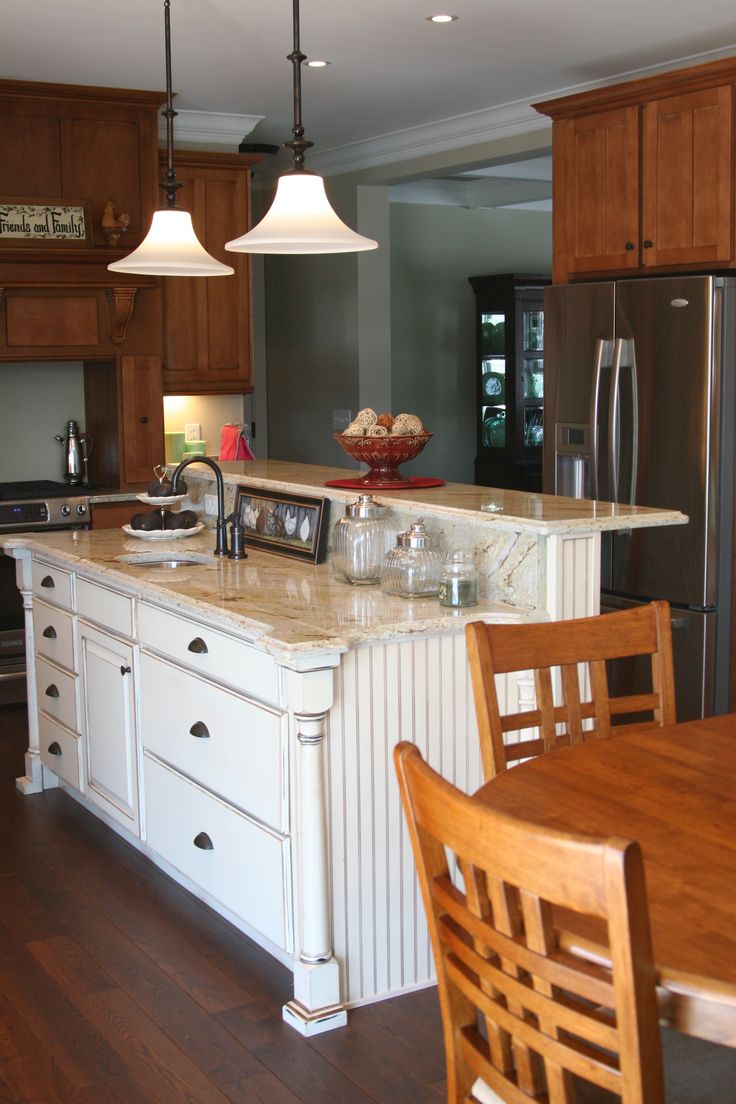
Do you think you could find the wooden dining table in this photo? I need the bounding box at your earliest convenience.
[475,713,736,1048]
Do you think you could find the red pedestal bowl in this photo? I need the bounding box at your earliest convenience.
[333,431,432,487]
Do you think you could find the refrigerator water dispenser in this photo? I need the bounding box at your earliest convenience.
[555,423,591,499]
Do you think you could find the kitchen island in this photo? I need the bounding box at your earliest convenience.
[3,461,686,1035]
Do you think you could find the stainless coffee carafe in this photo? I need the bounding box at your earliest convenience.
[54,420,93,485]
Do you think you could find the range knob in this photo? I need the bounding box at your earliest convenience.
[76,503,88,516]
[60,504,71,517]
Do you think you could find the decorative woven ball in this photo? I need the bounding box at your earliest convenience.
[343,420,366,436]
[376,413,394,430]
[354,407,378,429]
[366,424,389,436]
[391,413,424,435]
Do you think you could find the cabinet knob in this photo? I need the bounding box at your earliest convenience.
[193,831,214,851]
[47,741,62,756]
[120,665,132,676]
[45,684,60,698]
[187,637,209,655]
[139,415,149,424]
[40,575,55,588]
[42,625,57,639]
[189,721,210,739]
[643,239,653,249]
[625,241,635,251]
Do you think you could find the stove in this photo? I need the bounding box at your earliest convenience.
[0,480,90,530]
[0,480,92,705]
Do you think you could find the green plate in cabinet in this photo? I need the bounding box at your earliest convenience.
[481,371,505,402]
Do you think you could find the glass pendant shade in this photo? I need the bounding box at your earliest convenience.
[108,209,234,276]
[225,171,378,255]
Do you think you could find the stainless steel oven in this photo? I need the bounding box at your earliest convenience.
[0,481,90,704]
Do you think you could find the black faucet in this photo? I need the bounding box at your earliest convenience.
[170,456,228,557]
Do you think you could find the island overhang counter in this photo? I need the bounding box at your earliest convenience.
[2,461,686,1036]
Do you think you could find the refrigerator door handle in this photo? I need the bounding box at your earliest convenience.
[609,338,624,501]
[589,338,606,500]
[628,340,639,505]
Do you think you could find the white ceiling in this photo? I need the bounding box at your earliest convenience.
[5,1,736,177]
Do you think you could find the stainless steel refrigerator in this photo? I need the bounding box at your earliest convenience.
[543,275,736,720]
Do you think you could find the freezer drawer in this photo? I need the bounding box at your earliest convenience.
[601,594,716,721]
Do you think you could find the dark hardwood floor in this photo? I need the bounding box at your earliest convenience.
[0,703,446,1103]
[3,704,735,1103]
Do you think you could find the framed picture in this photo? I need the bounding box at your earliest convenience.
[0,196,93,246]
[235,485,329,564]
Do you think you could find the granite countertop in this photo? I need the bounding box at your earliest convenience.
[188,460,689,535]
[3,528,530,661]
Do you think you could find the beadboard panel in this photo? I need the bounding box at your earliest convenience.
[326,632,525,1006]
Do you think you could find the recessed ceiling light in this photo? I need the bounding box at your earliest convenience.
[427,13,458,22]
[307,59,330,67]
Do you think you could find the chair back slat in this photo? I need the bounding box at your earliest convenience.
[467,600,676,779]
[394,742,666,1104]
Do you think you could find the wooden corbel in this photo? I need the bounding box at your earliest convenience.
[101,201,131,247]
[105,287,138,344]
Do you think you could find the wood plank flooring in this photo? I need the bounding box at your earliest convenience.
[0,704,446,1103]
[3,704,735,1103]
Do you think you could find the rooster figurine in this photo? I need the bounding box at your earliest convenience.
[102,201,131,247]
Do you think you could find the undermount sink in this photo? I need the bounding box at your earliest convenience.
[115,552,213,569]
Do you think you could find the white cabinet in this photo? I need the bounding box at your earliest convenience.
[77,620,140,836]
[143,754,291,951]
[33,595,82,788]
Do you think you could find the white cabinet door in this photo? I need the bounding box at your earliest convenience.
[78,621,140,836]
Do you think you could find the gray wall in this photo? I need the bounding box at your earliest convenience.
[390,204,551,483]
[1,362,85,482]
[262,174,552,483]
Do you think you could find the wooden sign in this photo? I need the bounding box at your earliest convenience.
[0,198,92,245]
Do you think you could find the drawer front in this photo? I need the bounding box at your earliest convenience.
[77,577,133,638]
[138,602,280,705]
[31,560,73,610]
[36,656,77,731]
[144,754,290,951]
[33,601,75,671]
[140,654,286,831]
[39,713,82,790]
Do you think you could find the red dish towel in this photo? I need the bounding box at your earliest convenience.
[219,424,255,461]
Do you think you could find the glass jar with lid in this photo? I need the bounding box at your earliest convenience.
[438,550,479,608]
[331,494,390,585]
[381,518,442,598]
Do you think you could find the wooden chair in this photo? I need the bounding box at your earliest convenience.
[465,600,676,781]
[394,740,665,1104]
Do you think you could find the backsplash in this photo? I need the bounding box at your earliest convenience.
[0,362,85,481]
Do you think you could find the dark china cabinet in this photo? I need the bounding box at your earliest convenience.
[469,273,550,492]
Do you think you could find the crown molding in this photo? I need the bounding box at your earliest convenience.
[309,42,736,176]
[161,109,263,147]
[309,99,547,176]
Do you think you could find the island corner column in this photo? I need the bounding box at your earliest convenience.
[282,659,348,1036]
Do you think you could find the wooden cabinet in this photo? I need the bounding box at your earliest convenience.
[160,151,259,395]
[537,56,736,283]
[469,274,550,492]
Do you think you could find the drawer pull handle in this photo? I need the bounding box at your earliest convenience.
[120,665,132,676]
[42,626,57,639]
[41,575,55,588]
[45,684,60,698]
[189,721,210,739]
[193,831,214,851]
[643,239,653,249]
[187,637,208,655]
[47,741,62,756]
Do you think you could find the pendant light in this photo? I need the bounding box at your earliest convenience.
[225,0,378,255]
[109,0,233,277]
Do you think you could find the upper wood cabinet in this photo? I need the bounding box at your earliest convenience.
[160,151,259,395]
[0,80,162,255]
[536,57,736,283]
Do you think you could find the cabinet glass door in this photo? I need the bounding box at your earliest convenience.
[522,309,544,447]
[480,311,506,448]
